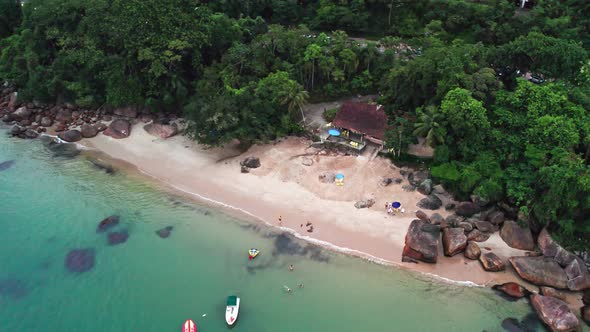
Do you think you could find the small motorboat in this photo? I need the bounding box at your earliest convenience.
[225,295,240,326]
[182,319,197,332]
[248,248,259,260]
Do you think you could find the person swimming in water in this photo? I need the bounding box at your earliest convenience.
[289,264,294,271]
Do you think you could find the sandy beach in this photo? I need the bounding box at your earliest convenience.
[79,124,584,309]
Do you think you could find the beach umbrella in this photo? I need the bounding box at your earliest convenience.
[335,173,344,180]
[391,202,401,208]
[328,129,341,136]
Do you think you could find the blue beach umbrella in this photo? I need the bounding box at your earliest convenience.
[391,202,401,209]
[328,129,341,136]
[335,173,344,180]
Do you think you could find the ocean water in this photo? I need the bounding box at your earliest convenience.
[0,127,547,332]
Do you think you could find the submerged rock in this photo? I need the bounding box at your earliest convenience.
[509,256,568,289]
[0,278,28,300]
[402,219,440,263]
[88,158,115,174]
[97,215,120,233]
[107,231,129,245]
[156,226,174,238]
[0,160,15,171]
[492,282,531,300]
[530,294,579,332]
[65,248,95,273]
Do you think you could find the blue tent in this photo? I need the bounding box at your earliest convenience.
[328,129,341,136]
[391,202,401,208]
[335,173,344,180]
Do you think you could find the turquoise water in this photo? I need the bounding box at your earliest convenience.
[0,127,546,332]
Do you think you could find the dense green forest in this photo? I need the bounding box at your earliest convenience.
[1,0,589,250]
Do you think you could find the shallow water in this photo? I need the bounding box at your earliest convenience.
[0,128,552,331]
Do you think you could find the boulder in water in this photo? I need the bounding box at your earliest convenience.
[530,294,579,332]
[509,256,568,289]
[97,215,120,233]
[492,282,531,300]
[65,248,95,273]
[0,278,28,300]
[107,231,129,245]
[156,226,174,238]
[479,252,505,272]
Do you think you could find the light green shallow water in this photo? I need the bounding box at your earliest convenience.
[0,127,551,332]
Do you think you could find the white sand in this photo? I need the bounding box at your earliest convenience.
[81,125,540,287]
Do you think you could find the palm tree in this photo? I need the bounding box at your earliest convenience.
[282,88,309,124]
[413,106,445,147]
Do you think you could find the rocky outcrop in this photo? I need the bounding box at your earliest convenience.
[464,242,481,260]
[143,122,178,139]
[65,248,95,273]
[479,252,505,272]
[58,130,82,142]
[530,294,580,332]
[509,256,568,289]
[97,215,120,233]
[500,220,535,251]
[564,257,590,291]
[539,287,567,301]
[241,157,260,169]
[442,228,467,257]
[492,282,531,300]
[104,119,131,138]
[417,194,442,210]
[80,124,98,138]
[538,229,576,266]
[402,219,440,263]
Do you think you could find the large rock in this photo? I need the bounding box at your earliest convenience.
[509,256,568,289]
[143,122,178,139]
[241,157,260,169]
[430,213,444,225]
[415,210,429,222]
[417,194,442,210]
[464,241,481,260]
[113,106,138,118]
[473,220,497,233]
[13,106,31,119]
[58,130,82,142]
[492,282,531,300]
[55,109,72,122]
[538,228,576,267]
[80,124,98,138]
[408,170,430,187]
[65,248,95,273]
[104,119,131,139]
[467,229,491,242]
[402,219,440,263]
[530,294,580,332]
[456,201,481,217]
[442,228,467,257]
[479,252,505,272]
[564,257,590,291]
[354,199,375,209]
[500,220,535,251]
[417,179,432,195]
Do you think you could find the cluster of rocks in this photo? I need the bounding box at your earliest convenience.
[0,87,180,143]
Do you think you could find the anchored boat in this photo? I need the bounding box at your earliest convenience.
[182,319,197,332]
[225,296,240,326]
[248,248,259,260]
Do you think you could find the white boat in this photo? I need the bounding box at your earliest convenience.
[225,295,240,326]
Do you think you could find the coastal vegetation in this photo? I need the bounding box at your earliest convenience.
[1,0,589,250]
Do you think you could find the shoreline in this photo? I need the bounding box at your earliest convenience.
[77,124,534,288]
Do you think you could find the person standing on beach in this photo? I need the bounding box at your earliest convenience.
[278,215,282,226]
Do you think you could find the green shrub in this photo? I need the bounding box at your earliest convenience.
[474,178,504,202]
[322,107,339,122]
[431,162,460,182]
